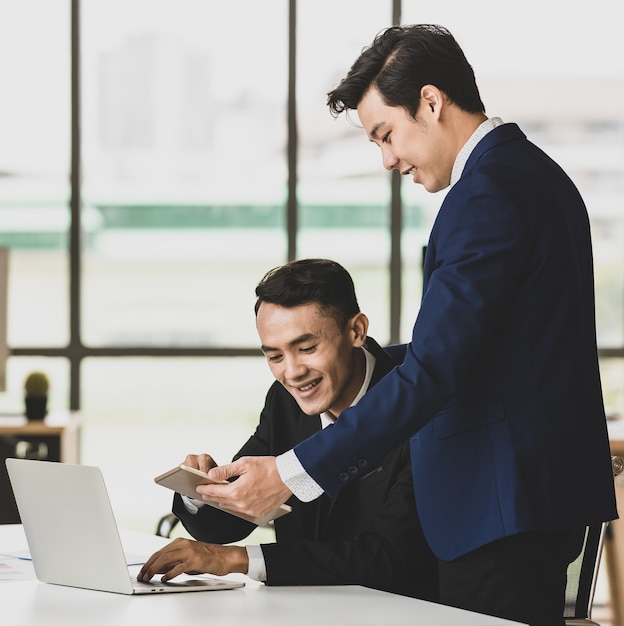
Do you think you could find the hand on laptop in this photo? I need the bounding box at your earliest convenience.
[137,538,248,582]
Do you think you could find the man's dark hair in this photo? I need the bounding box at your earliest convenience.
[254,258,360,328]
[327,23,485,119]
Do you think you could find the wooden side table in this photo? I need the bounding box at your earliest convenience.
[0,411,80,524]
[607,421,624,626]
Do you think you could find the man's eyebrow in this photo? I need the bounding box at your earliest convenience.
[261,333,318,353]
[369,122,383,141]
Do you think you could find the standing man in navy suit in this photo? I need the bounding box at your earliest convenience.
[200,24,617,625]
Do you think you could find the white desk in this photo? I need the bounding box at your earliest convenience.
[0,524,525,626]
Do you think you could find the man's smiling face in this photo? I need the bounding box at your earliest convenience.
[357,86,456,193]
[256,302,365,418]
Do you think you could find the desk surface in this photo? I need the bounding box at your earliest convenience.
[0,524,524,626]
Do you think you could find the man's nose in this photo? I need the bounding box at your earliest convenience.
[284,357,306,380]
[382,146,399,171]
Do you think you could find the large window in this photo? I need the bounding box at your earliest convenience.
[81,0,289,348]
[0,2,71,349]
[1,0,624,531]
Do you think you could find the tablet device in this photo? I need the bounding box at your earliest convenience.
[155,464,291,526]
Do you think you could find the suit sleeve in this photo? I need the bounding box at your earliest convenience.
[172,493,256,544]
[293,178,524,496]
[260,445,438,600]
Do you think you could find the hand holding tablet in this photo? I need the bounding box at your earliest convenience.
[155,464,291,526]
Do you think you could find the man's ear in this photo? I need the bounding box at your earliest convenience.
[420,84,444,119]
[349,312,369,347]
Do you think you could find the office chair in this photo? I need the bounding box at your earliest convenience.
[156,512,179,538]
[563,455,623,626]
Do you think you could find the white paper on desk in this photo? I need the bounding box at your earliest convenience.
[0,550,30,560]
[0,560,27,580]
[0,549,144,566]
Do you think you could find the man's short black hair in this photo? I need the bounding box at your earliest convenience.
[254,258,360,328]
[327,23,485,119]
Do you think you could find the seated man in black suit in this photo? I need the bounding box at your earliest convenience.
[138,258,438,599]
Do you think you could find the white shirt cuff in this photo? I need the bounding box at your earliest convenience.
[181,495,206,514]
[183,496,266,582]
[276,449,324,502]
[245,545,267,581]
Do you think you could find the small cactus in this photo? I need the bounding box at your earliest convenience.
[24,371,50,397]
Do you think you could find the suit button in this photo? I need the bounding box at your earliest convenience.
[357,459,368,469]
[338,472,349,482]
[348,465,358,475]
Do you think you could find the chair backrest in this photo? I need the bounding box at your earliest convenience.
[156,512,179,538]
[564,521,608,622]
[563,456,623,624]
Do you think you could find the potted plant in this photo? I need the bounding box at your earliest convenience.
[24,371,49,421]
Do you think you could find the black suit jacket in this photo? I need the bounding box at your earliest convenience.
[172,338,438,599]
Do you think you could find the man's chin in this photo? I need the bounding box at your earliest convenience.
[299,401,331,417]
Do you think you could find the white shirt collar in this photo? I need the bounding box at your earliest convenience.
[450,117,504,187]
[320,347,375,428]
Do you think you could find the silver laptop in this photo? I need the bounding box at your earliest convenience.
[5,458,245,595]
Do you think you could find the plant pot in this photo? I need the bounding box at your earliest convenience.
[25,396,48,421]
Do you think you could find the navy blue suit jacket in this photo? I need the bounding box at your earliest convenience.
[294,123,617,560]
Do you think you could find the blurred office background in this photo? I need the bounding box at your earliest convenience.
[1,0,623,538]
